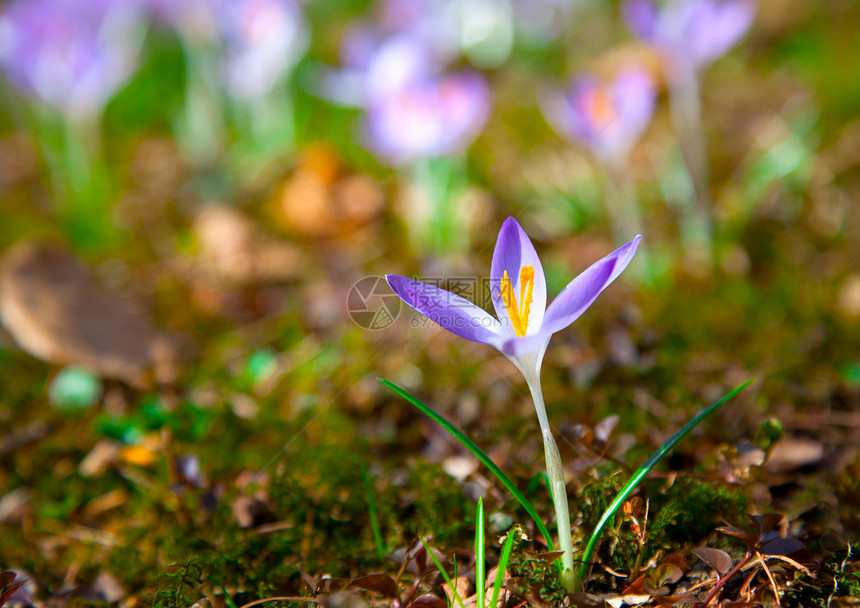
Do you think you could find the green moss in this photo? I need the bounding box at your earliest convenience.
[647,480,749,546]
[404,460,472,547]
[577,473,748,588]
[505,527,568,606]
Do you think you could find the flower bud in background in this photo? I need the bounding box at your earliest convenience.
[0,0,147,121]
[624,0,754,267]
[541,66,656,169]
[541,66,656,255]
[624,0,755,72]
[217,0,308,99]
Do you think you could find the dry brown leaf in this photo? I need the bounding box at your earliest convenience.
[407,594,447,608]
[0,242,177,385]
[351,574,398,599]
[765,437,824,472]
[270,145,382,238]
[691,547,733,575]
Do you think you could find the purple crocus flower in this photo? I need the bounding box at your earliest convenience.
[624,0,755,70]
[387,217,641,591]
[0,0,146,120]
[364,69,490,166]
[541,67,656,167]
[386,217,641,377]
[321,4,493,166]
[325,32,491,165]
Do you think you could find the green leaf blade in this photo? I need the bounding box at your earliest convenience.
[379,378,556,555]
[577,379,754,582]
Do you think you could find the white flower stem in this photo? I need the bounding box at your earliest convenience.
[525,374,580,593]
[668,60,712,264]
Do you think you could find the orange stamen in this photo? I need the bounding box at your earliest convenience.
[587,86,614,127]
[501,266,534,338]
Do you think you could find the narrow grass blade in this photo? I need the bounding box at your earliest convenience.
[362,465,385,558]
[380,378,556,554]
[420,537,466,608]
[577,379,754,582]
[207,577,240,608]
[489,526,517,608]
[475,498,485,608]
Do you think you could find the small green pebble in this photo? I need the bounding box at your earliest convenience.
[488,511,514,534]
[48,367,101,411]
[245,348,278,383]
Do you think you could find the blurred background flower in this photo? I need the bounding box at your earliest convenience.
[365,71,490,166]
[145,0,308,180]
[541,66,656,268]
[541,66,656,169]
[319,4,494,257]
[0,0,147,122]
[216,0,308,100]
[624,0,756,72]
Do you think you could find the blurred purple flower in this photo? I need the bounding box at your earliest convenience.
[624,0,755,70]
[324,30,490,165]
[541,67,656,166]
[216,0,308,98]
[365,70,490,166]
[319,1,496,165]
[0,0,146,120]
[148,0,307,98]
[324,29,448,107]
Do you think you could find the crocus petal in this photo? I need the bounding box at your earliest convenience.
[626,0,754,70]
[501,332,551,359]
[690,0,755,67]
[540,235,641,335]
[490,217,547,338]
[539,76,602,144]
[623,0,658,41]
[386,274,503,346]
[613,68,657,145]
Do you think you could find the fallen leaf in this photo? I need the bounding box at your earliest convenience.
[691,547,732,575]
[0,243,177,386]
[407,594,447,608]
[765,437,824,472]
[760,537,805,557]
[94,571,125,603]
[604,593,651,607]
[351,574,398,599]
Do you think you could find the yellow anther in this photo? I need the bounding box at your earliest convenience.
[501,266,534,338]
